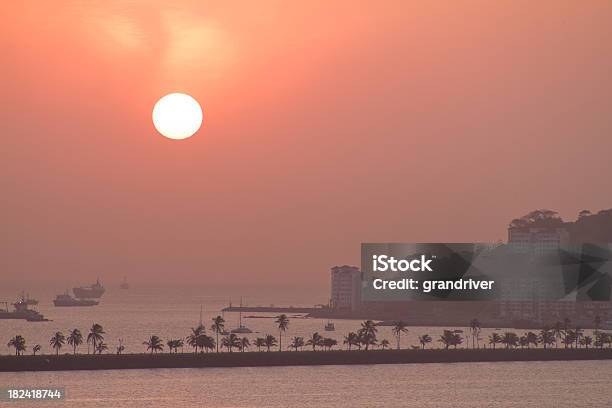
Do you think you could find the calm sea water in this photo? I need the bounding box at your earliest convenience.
[2,361,611,407]
[2,284,610,407]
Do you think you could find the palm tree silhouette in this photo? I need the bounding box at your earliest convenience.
[469,318,481,348]
[526,332,538,348]
[488,333,501,350]
[322,337,338,351]
[211,316,225,353]
[50,331,65,355]
[343,332,358,350]
[290,336,304,351]
[418,334,432,349]
[254,337,265,352]
[579,335,593,349]
[501,332,519,349]
[221,334,240,352]
[275,314,289,352]
[539,327,554,349]
[187,326,205,353]
[8,335,26,356]
[32,344,41,355]
[359,321,378,351]
[264,334,277,352]
[306,332,323,351]
[563,318,571,349]
[87,324,105,355]
[240,337,250,352]
[167,339,178,353]
[96,342,108,354]
[143,335,164,354]
[201,335,215,353]
[552,321,563,349]
[391,321,408,350]
[67,329,83,354]
[380,339,390,350]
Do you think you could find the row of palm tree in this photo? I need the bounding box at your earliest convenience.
[8,324,107,356]
[7,316,612,356]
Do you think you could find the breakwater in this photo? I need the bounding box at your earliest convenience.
[2,348,611,372]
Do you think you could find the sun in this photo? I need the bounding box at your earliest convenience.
[152,93,203,140]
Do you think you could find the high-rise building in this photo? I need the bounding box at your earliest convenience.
[331,265,361,311]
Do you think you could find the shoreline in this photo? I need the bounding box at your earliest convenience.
[2,349,611,372]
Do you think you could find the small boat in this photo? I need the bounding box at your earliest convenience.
[231,297,252,334]
[54,292,99,307]
[120,277,130,290]
[324,321,335,331]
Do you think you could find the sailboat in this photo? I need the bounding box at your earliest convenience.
[324,320,335,331]
[231,297,252,334]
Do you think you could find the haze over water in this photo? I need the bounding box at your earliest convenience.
[3,361,611,407]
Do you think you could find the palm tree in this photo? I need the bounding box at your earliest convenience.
[8,335,26,356]
[322,338,338,351]
[439,330,456,350]
[240,337,250,352]
[526,332,539,348]
[32,344,41,355]
[67,329,83,354]
[519,335,528,349]
[290,336,304,351]
[564,330,576,349]
[539,327,554,349]
[391,321,408,350]
[574,327,583,349]
[488,333,502,350]
[275,314,289,352]
[469,318,481,348]
[221,334,240,352]
[96,342,108,354]
[343,332,359,350]
[501,332,519,349]
[211,316,225,353]
[201,335,215,353]
[50,332,65,355]
[418,334,432,349]
[359,321,378,351]
[254,337,266,352]
[264,334,277,352]
[87,324,105,354]
[143,335,164,354]
[380,339,390,350]
[563,317,571,349]
[167,339,178,353]
[552,321,563,349]
[175,338,184,353]
[187,326,205,353]
[306,332,323,351]
[579,335,593,349]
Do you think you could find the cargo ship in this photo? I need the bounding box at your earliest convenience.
[19,291,39,306]
[54,293,99,307]
[73,278,105,298]
[0,300,49,321]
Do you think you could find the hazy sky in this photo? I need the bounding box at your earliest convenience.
[2,1,611,289]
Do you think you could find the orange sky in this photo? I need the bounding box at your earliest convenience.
[2,1,612,290]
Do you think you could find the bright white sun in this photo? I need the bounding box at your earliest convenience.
[152,93,203,140]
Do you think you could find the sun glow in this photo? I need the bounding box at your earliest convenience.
[152,93,203,140]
